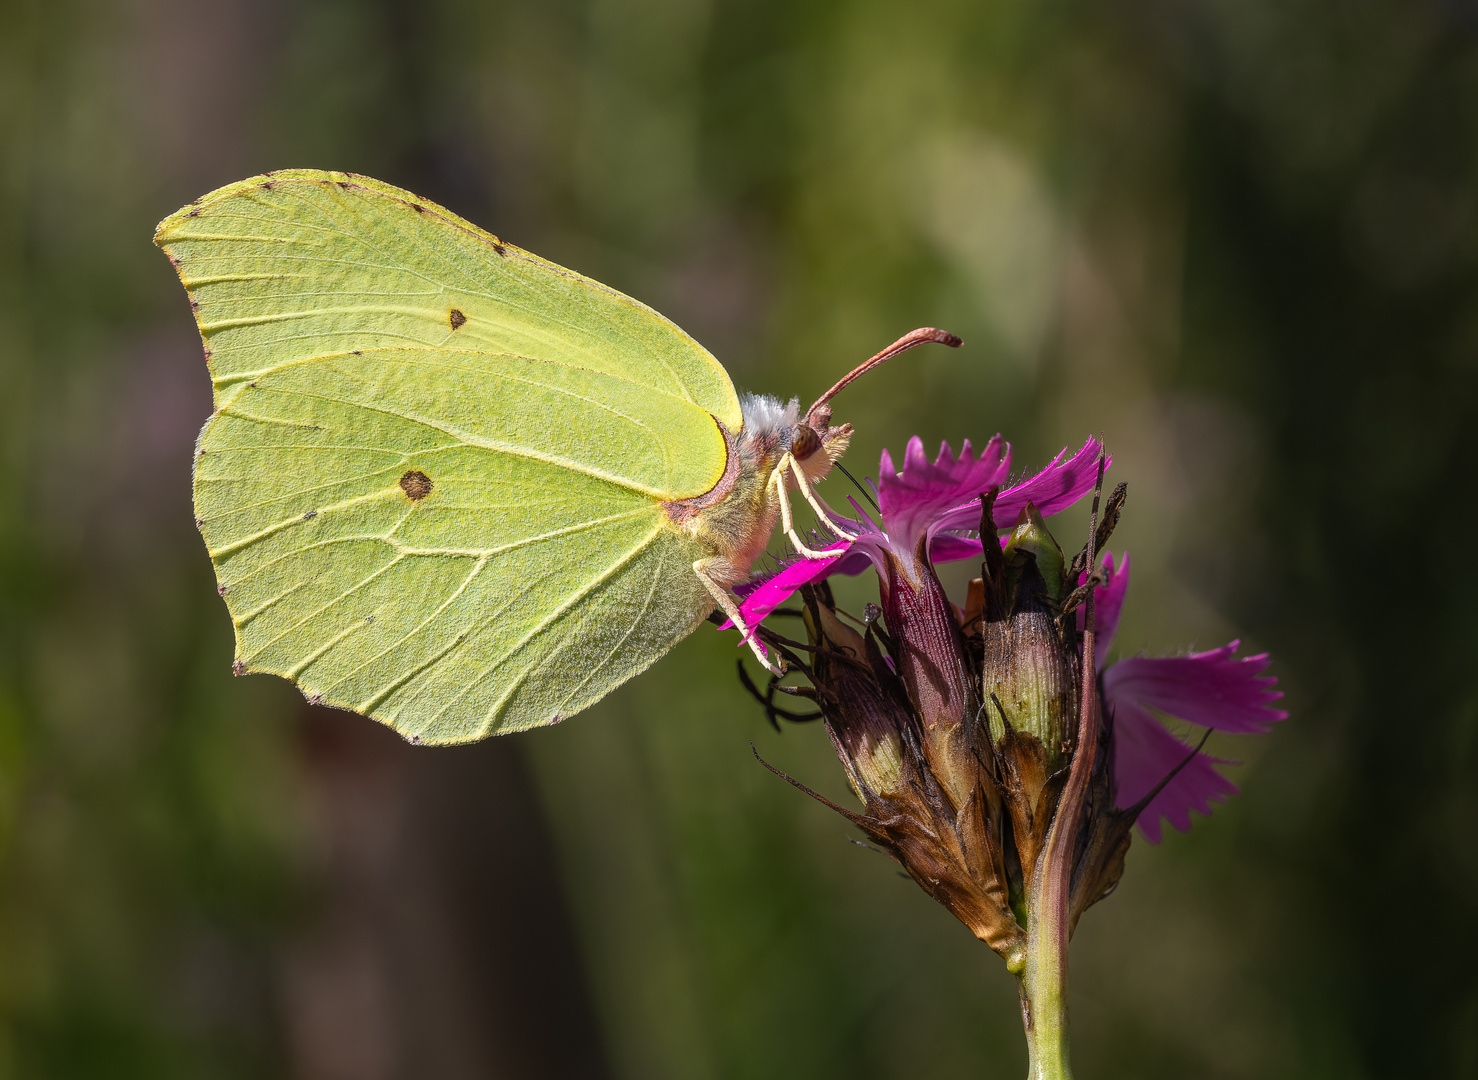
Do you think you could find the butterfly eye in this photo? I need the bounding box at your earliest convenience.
[790,425,822,460]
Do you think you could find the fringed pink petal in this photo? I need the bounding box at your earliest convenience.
[1101,642,1287,734]
[1077,550,1130,666]
[932,437,1107,535]
[993,437,1107,525]
[1104,638,1284,839]
[1110,699,1239,843]
[876,435,1009,551]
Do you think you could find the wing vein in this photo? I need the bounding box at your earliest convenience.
[431,522,667,733]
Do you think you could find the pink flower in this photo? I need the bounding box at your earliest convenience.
[735,436,1286,841]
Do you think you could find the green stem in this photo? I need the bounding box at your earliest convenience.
[1014,455,1106,1080]
[1017,754,1081,1080]
[1016,915,1072,1079]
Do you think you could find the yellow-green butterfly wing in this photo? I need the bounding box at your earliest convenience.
[156,171,735,743]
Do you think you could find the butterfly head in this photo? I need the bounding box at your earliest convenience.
[792,400,852,483]
[737,394,852,485]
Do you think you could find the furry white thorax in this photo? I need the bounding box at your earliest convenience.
[738,393,800,441]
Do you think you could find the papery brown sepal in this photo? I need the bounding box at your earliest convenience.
[1066,719,1135,936]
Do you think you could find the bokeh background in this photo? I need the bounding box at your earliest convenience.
[3,0,1477,1076]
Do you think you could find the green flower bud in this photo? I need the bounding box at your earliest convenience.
[982,504,1080,771]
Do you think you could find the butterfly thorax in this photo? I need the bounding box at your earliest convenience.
[664,393,853,589]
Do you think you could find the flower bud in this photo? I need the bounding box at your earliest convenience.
[981,503,1079,772]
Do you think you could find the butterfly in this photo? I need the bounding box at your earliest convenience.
[155,170,958,744]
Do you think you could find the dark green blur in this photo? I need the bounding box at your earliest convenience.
[2,0,1475,1076]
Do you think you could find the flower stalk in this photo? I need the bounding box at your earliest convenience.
[1015,456,1103,1080]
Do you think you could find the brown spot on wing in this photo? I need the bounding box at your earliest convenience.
[448,308,467,330]
[400,470,433,500]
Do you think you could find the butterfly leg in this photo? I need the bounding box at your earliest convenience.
[769,455,856,560]
[784,454,858,537]
[693,559,786,677]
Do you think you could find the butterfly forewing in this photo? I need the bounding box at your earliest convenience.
[157,170,742,435]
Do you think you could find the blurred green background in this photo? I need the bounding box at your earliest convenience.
[3,0,1476,1076]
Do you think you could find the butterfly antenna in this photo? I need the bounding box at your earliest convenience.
[835,462,880,511]
[805,327,961,420]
